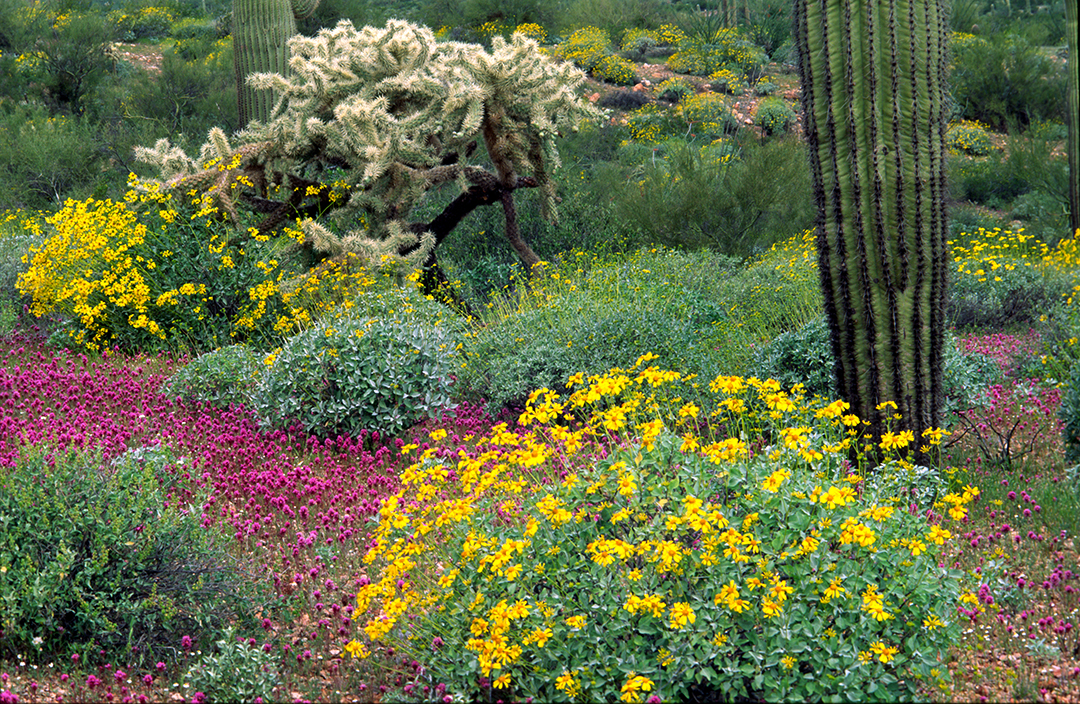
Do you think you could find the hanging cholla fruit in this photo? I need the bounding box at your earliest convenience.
[233,0,320,126]
[793,0,949,463]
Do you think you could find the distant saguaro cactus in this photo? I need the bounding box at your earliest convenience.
[793,0,950,463]
[233,0,320,125]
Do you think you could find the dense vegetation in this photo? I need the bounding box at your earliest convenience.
[0,0,1077,701]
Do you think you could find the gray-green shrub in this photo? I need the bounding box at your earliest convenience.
[183,627,279,702]
[253,310,458,439]
[161,344,262,409]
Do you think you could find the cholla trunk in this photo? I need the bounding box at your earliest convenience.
[233,0,319,125]
[793,0,949,464]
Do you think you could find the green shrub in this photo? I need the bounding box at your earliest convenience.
[656,77,693,103]
[0,210,42,308]
[352,365,965,701]
[754,77,779,96]
[183,627,279,702]
[168,16,223,41]
[0,105,105,210]
[948,32,1066,129]
[592,54,638,85]
[0,445,249,666]
[752,316,835,398]
[947,257,1069,330]
[752,315,997,418]
[947,205,1008,241]
[553,0,666,40]
[614,137,813,254]
[945,120,995,155]
[554,25,611,71]
[621,27,660,54]
[2,6,115,118]
[1062,362,1080,465]
[744,0,793,58]
[162,344,262,409]
[754,96,796,135]
[105,35,238,138]
[667,27,765,78]
[253,308,458,438]
[948,152,1031,208]
[458,248,744,411]
[109,6,175,40]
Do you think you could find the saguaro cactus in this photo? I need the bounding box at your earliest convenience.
[793,0,949,462]
[1066,0,1078,233]
[233,0,320,125]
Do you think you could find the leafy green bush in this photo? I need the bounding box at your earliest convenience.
[554,25,611,71]
[744,0,793,58]
[667,27,765,79]
[592,54,638,85]
[752,316,835,398]
[162,344,262,409]
[458,247,744,409]
[0,211,41,307]
[754,77,779,96]
[0,445,249,665]
[948,33,1066,129]
[948,152,1031,208]
[253,308,458,438]
[168,16,222,41]
[109,6,175,40]
[621,93,741,146]
[106,35,238,138]
[1062,361,1080,465]
[457,246,821,413]
[352,365,965,701]
[945,120,995,155]
[754,96,796,135]
[0,105,105,210]
[183,628,279,702]
[656,77,693,103]
[753,315,998,418]
[614,137,814,254]
[947,259,1068,330]
[621,27,660,54]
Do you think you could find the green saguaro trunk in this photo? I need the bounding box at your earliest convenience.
[1066,0,1079,233]
[793,0,949,464]
[233,0,320,126]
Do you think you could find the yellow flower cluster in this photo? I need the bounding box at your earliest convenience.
[951,227,1080,284]
[513,23,546,43]
[350,356,963,698]
[17,197,160,350]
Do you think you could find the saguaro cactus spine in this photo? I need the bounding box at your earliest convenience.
[793,0,949,462]
[233,0,319,126]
